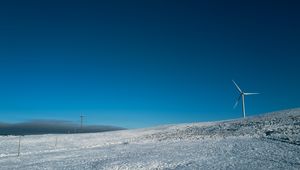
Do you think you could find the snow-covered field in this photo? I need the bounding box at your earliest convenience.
[1,108,300,170]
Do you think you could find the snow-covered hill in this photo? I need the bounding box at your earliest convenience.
[0,108,300,170]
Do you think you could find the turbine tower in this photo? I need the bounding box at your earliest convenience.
[232,80,259,118]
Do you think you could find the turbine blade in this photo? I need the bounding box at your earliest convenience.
[233,95,242,108]
[232,80,243,93]
[233,101,239,109]
[244,92,259,95]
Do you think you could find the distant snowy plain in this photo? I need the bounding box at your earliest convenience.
[0,108,300,170]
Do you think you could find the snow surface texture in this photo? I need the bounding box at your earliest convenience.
[0,108,300,170]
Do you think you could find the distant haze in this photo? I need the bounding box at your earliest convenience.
[0,120,125,136]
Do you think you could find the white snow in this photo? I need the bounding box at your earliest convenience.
[0,108,300,170]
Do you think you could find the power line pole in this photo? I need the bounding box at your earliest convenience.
[55,136,58,148]
[80,114,85,131]
[17,136,21,157]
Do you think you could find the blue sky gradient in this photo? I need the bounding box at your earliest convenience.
[0,0,299,128]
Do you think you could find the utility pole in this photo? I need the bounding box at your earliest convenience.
[17,136,21,157]
[80,114,85,131]
[55,136,58,148]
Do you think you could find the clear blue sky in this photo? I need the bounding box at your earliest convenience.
[0,0,299,128]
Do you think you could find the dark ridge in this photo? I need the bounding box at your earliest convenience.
[0,120,125,136]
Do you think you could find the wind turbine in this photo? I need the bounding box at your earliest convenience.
[232,80,259,118]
